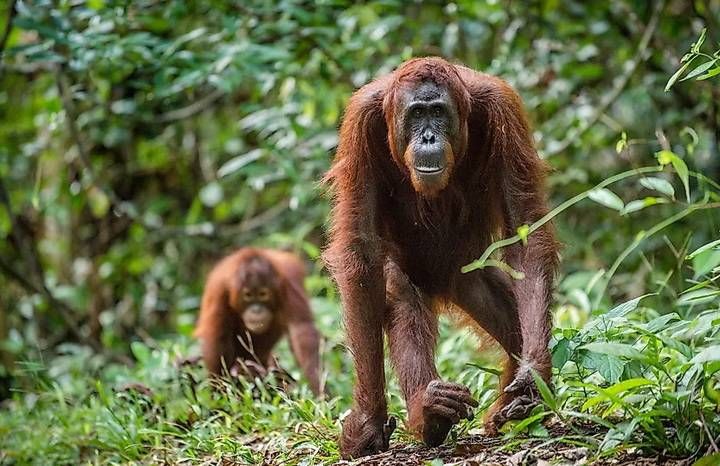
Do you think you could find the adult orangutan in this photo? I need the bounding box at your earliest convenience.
[324,57,559,458]
[194,247,322,396]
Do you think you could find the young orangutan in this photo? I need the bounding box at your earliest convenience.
[194,247,322,396]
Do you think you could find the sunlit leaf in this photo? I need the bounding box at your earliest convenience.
[581,352,624,383]
[691,346,720,364]
[606,294,652,318]
[692,249,720,278]
[697,66,720,80]
[656,150,690,201]
[639,177,675,198]
[665,59,692,91]
[677,289,720,306]
[687,239,720,259]
[517,224,530,245]
[694,453,720,466]
[619,197,668,216]
[88,186,110,218]
[588,188,624,211]
[680,59,717,82]
[217,149,265,178]
[199,181,223,207]
[581,342,645,360]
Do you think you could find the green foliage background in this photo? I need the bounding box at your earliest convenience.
[1,1,719,464]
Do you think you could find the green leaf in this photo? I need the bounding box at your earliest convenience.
[551,338,572,369]
[691,345,720,364]
[582,378,653,411]
[671,153,691,202]
[656,150,690,201]
[582,352,624,383]
[508,410,550,434]
[516,224,530,245]
[581,342,645,360]
[466,363,502,376]
[693,29,707,51]
[692,249,720,277]
[0,205,10,238]
[130,341,151,364]
[615,131,627,153]
[588,188,624,211]
[199,181,223,207]
[665,59,693,91]
[604,377,654,396]
[697,66,720,80]
[642,313,679,333]
[680,59,718,81]
[606,294,652,318]
[639,177,675,198]
[531,369,557,412]
[677,289,720,306]
[687,239,720,259]
[88,186,110,218]
[693,453,720,466]
[217,149,264,178]
[619,197,668,215]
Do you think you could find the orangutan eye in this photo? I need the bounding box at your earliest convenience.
[242,288,253,301]
[257,288,270,301]
[432,105,442,117]
[411,106,423,118]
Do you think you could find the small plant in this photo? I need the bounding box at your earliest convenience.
[666,29,720,90]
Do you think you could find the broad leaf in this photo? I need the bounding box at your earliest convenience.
[687,239,720,259]
[694,454,720,466]
[551,338,573,369]
[692,249,720,278]
[581,342,645,360]
[582,352,624,383]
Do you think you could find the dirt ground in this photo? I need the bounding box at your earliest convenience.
[333,426,695,466]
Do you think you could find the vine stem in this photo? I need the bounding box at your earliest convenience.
[462,165,664,273]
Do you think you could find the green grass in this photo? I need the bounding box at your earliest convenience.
[2,280,720,465]
[2,205,720,465]
[0,298,503,465]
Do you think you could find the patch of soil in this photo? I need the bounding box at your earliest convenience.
[333,425,694,466]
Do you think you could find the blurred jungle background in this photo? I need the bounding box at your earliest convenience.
[1,1,720,465]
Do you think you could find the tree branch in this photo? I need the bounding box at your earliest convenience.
[154,88,227,123]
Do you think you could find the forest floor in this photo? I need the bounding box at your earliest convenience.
[330,426,693,466]
[235,422,697,466]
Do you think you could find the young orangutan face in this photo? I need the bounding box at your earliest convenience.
[230,255,283,334]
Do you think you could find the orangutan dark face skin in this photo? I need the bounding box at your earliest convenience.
[393,81,462,197]
[239,285,276,334]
